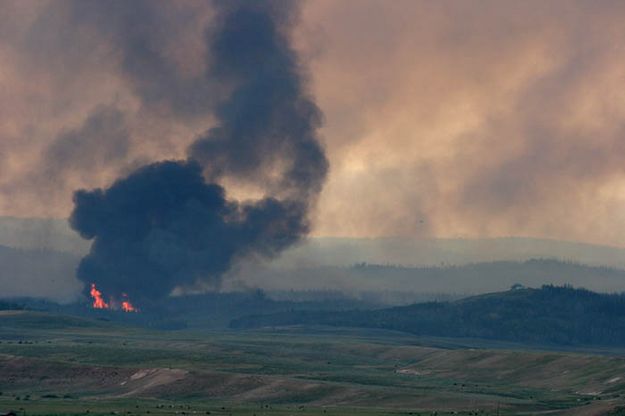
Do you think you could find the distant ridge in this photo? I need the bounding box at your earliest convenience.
[3,216,625,268]
[242,258,625,295]
[277,236,625,269]
[4,216,625,300]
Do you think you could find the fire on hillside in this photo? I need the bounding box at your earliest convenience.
[90,283,137,313]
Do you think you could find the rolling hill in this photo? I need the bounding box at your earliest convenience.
[231,285,625,347]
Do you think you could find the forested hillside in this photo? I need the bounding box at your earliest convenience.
[232,285,625,347]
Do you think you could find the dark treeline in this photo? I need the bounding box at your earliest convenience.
[0,300,24,311]
[231,285,625,347]
[266,289,463,305]
[14,290,377,330]
[145,290,374,329]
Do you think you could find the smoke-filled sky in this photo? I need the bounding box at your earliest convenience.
[3,0,625,246]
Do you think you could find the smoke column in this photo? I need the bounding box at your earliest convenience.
[69,0,328,303]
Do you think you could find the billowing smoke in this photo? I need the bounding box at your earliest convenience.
[70,161,308,301]
[69,1,328,303]
[189,1,327,199]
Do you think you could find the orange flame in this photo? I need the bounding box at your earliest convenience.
[90,283,109,309]
[89,283,138,313]
[121,293,137,313]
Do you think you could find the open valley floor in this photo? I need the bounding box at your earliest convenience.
[1,311,625,415]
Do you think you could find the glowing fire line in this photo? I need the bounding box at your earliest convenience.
[121,293,137,312]
[90,283,109,309]
[89,283,138,313]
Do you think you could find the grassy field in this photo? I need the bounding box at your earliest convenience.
[0,311,624,415]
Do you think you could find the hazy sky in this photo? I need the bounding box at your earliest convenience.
[2,0,625,246]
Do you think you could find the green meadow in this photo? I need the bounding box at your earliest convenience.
[0,311,624,415]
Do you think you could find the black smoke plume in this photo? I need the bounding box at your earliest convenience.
[189,1,327,198]
[69,1,328,303]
